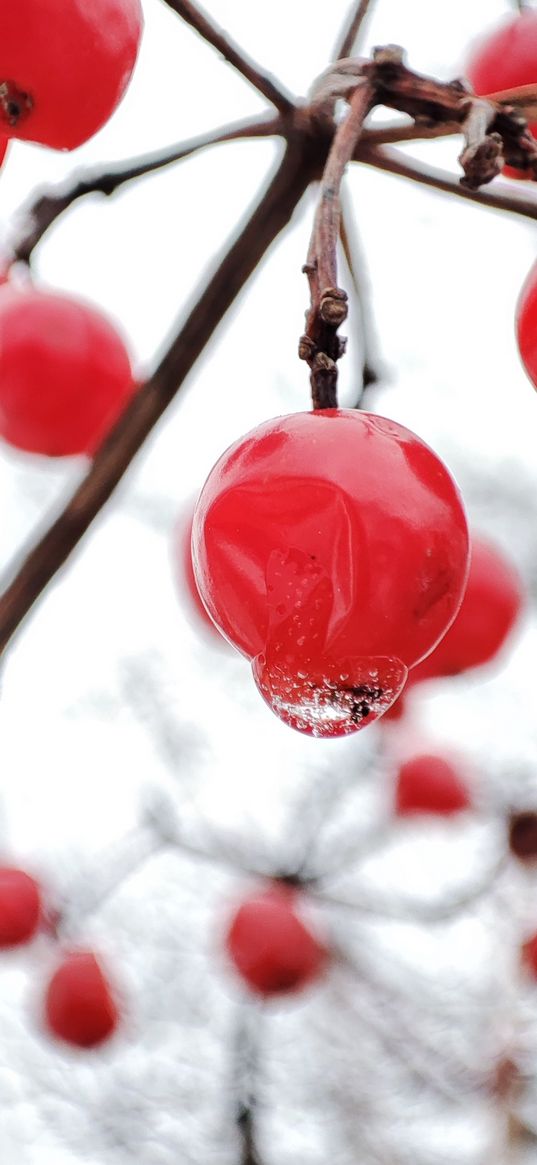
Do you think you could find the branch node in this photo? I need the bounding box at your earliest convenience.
[319,287,348,325]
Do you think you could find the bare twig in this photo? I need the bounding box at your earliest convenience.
[161,0,295,113]
[359,143,537,221]
[0,138,321,656]
[333,0,373,61]
[12,114,285,264]
[300,79,375,407]
[234,1008,264,1165]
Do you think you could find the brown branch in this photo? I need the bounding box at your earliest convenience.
[359,143,537,220]
[300,80,375,408]
[0,137,322,656]
[161,0,295,113]
[361,119,460,146]
[12,114,285,264]
[333,0,373,61]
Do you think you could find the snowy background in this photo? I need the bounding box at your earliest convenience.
[1,0,537,1161]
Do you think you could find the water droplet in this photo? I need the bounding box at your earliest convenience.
[251,654,408,739]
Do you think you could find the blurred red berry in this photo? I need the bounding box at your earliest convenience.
[465,11,537,179]
[45,951,119,1048]
[522,934,537,979]
[193,410,469,737]
[0,866,41,947]
[395,753,471,817]
[225,885,327,996]
[508,812,537,863]
[516,260,537,390]
[0,287,137,456]
[0,0,143,149]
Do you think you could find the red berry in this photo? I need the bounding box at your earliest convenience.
[465,12,537,179]
[516,260,537,390]
[409,536,523,685]
[0,287,137,456]
[0,866,41,947]
[395,753,471,817]
[225,885,326,996]
[44,951,119,1048]
[522,934,537,979]
[192,410,469,737]
[0,0,143,149]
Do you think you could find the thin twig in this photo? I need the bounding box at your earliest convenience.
[359,143,537,220]
[301,79,375,407]
[0,138,321,656]
[12,114,285,264]
[234,1007,264,1165]
[161,0,295,113]
[333,0,374,61]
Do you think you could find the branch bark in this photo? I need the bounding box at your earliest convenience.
[0,136,322,656]
[333,0,374,61]
[161,0,296,113]
[12,114,285,264]
[360,143,537,221]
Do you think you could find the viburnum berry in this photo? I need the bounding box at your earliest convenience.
[0,286,137,456]
[0,866,41,947]
[192,410,469,737]
[44,951,119,1048]
[522,934,537,980]
[408,535,523,686]
[225,884,327,997]
[464,11,537,179]
[395,753,471,817]
[0,0,143,150]
[516,260,537,391]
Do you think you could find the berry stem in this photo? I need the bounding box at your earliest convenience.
[12,113,286,265]
[301,78,375,408]
[161,0,296,113]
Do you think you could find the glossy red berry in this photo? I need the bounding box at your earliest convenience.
[44,951,119,1048]
[0,287,137,456]
[409,536,523,685]
[192,410,469,737]
[0,0,143,150]
[395,753,471,817]
[225,885,326,996]
[465,11,537,179]
[0,866,41,947]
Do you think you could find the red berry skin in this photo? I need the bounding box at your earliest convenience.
[0,287,137,456]
[409,537,523,685]
[0,866,41,947]
[395,754,471,817]
[522,934,537,979]
[516,261,537,390]
[45,951,119,1048]
[192,410,469,737]
[0,0,143,150]
[225,886,326,997]
[465,12,537,179]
